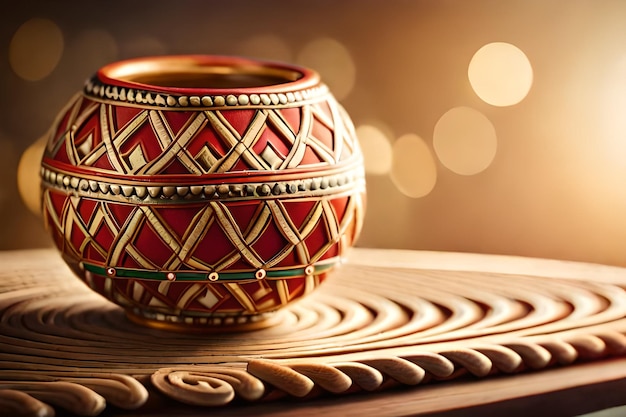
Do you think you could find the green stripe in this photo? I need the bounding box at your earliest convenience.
[83,260,338,282]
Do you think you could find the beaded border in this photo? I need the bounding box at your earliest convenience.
[82,258,337,283]
[40,165,365,203]
[84,77,330,109]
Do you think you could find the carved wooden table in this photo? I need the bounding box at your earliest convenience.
[2,248,626,416]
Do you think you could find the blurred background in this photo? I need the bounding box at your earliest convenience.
[3,0,626,266]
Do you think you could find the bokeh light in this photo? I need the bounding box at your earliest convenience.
[120,35,167,58]
[65,29,118,80]
[238,34,292,63]
[468,42,533,106]
[356,124,393,175]
[433,107,497,175]
[390,134,437,198]
[9,18,64,81]
[17,136,46,216]
[297,37,356,101]
[598,54,626,171]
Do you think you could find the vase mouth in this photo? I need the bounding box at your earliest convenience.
[97,55,319,95]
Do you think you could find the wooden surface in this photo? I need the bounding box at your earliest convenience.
[106,358,626,417]
[1,248,626,416]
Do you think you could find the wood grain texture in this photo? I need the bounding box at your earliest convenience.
[1,248,626,416]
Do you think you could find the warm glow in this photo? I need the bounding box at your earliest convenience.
[468,42,533,106]
[9,18,64,81]
[297,37,356,101]
[390,134,437,198]
[122,36,167,57]
[356,124,393,175]
[433,107,497,175]
[67,29,118,76]
[239,34,293,63]
[17,137,46,216]
[599,54,626,171]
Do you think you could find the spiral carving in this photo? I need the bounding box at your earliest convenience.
[1,249,626,415]
[151,367,265,406]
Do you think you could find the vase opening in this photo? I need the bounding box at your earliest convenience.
[100,56,305,90]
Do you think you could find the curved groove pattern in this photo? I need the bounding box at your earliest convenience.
[1,250,626,415]
[151,367,265,406]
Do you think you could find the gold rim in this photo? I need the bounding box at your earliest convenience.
[97,54,319,94]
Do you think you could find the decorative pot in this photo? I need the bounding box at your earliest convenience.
[39,55,366,330]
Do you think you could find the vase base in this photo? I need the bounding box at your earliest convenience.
[125,310,280,332]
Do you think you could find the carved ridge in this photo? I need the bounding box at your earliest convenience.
[148,331,626,407]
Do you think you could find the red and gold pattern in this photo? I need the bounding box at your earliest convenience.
[40,55,365,328]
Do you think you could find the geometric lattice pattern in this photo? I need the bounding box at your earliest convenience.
[40,87,365,321]
[42,188,363,318]
[45,95,360,177]
[43,192,360,272]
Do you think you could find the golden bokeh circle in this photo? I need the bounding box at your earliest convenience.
[433,107,497,175]
[468,42,533,107]
[17,137,46,216]
[356,124,393,175]
[9,18,64,81]
[66,29,118,77]
[239,34,293,63]
[390,134,437,198]
[297,37,356,101]
[122,36,167,57]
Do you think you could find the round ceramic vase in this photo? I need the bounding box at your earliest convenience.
[40,55,366,330]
